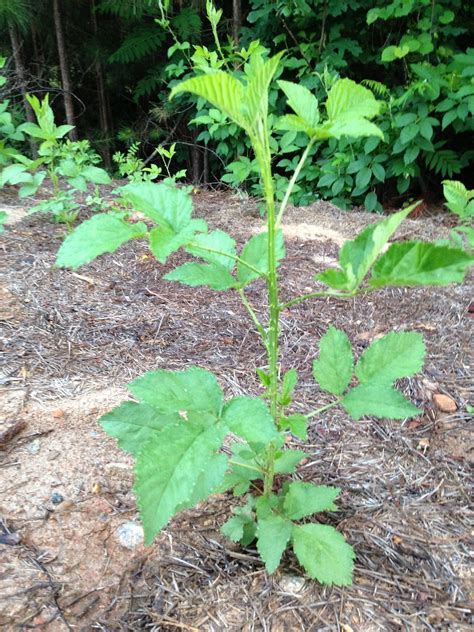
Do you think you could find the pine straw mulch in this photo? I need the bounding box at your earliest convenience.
[0,189,473,630]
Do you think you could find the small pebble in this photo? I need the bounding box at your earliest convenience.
[115,521,144,549]
[433,393,457,413]
[278,575,306,594]
[51,492,64,505]
[26,439,41,455]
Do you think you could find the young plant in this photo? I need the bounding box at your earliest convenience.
[113,141,186,183]
[56,50,473,585]
[0,94,111,228]
[442,180,474,251]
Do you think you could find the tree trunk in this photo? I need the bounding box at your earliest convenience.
[52,0,77,139]
[232,0,242,45]
[91,0,111,168]
[8,25,38,158]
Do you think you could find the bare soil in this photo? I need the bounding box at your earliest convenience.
[0,190,473,631]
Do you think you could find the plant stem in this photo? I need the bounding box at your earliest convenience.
[187,242,266,278]
[305,399,340,418]
[238,288,267,346]
[276,138,316,227]
[252,122,280,496]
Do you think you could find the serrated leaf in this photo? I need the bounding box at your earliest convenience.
[55,214,147,270]
[81,165,112,184]
[325,79,382,140]
[274,449,306,473]
[313,327,353,395]
[100,401,180,455]
[281,413,308,440]
[281,368,298,406]
[170,71,248,129]
[187,229,237,270]
[355,331,425,384]
[243,52,284,123]
[317,205,415,292]
[292,524,355,586]
[283,482,340,520]
[256,515,292,573]
[221,511,256,546]
[369,242,474,287]
[237,230,285,285]
[164,262,237,290]
[129,367,223,415]
[149,219,206,264]
[341,383,421,420]
[123,181,194,228]
[135,419,227,544]
[222,396,279,443]
[278,80,319,129]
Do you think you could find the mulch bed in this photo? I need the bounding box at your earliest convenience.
[0,189,472,630]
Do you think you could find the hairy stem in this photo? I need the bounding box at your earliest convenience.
[252,122,280,497]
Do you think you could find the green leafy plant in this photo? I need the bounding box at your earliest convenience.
[113,141,186,183]
[55,46,473,584]
[0,94,111,228]
[442,180,474,251]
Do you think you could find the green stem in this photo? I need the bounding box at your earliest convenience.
[251,122,280,497]
[276,138,316,227]
[229,459,264,474]
[238,288,267,346]
[187,242,266,279]
[305,399,340,418]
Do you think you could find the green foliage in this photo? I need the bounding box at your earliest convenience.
[442,180,474,251]
[56,41,473,586]
[1,93,111,228]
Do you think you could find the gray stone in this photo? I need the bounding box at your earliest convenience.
[26,439,41,454]
[115,521,144,549]
[278,575,306,594]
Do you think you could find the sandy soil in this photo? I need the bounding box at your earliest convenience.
[0,189,472,630]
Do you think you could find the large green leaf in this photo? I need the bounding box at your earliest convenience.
[129,367,223,416]
[256,515,292,573]
[313,327,353,395]
[325,78,383,140]
[369,242,474,287]
[316,205,414,291]
[170,71,248,129]
[355,331,425,384]
[243,52,284,124]
[277,80,319,130]
[135,419,227,544]
[237,230,285,286]
[292,524,355,586]
[222,396,279,444]
[81,165,112,185]
[149,219,206,264]
[341,383,421,420]
[123,182,193,227]
[164,262,237,290]
[55,214,147,270]
[99,401,179,455]
[283,482,340,520]
[186,229,237,270]
[123,182,206,263]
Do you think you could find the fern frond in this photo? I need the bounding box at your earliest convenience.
[109,25,166,64]
[362,79,390,99]
[425,149,463,178]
